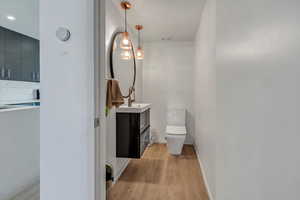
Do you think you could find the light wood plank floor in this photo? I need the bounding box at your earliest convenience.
[108,144,209,200]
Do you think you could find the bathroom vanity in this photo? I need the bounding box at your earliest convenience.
[116,104,151,159]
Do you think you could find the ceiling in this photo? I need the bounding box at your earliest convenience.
[112,0,205,42]
[0,0,39,39]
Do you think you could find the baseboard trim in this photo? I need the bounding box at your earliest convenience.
[114,159,130,183]
[194,145,214,200]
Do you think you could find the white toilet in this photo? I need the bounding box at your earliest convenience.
[165,109,187,155]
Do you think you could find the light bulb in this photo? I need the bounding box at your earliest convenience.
[120,32,132,50]
[7,15,16,21]
[136,47,144,60]
[123,38,129,45]
[121,50,132,60]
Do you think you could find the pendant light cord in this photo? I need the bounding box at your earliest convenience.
[125,8,128,32]
[138,30,141,48]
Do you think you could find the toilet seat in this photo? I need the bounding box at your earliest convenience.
[166,125,187,135]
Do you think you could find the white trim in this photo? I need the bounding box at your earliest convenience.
[194,145,214,200]
[114,159,130,183]
[94,0,106,199]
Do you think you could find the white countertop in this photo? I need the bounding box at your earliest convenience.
[0,99,40,105]
[0,100,40,113]
[116,103,151,113]
[0,106,40,113]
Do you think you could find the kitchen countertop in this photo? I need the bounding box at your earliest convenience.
[0,106,40,113]
[0,100,40,113]
[0,99,40,105]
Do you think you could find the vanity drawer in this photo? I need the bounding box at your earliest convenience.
[140,109,150,131]
[140,127,150,157]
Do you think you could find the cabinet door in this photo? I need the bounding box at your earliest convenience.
[21,35,35,81]
[4,29,22,81]
[116,113,141,158]
[0,27,5,80]
[33,39,40,82]
[140,127,150,157]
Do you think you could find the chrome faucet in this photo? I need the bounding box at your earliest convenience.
[128,87,135,107]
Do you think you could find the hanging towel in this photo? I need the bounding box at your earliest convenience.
[106,80,124,115]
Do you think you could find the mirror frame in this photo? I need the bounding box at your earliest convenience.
[109,31,136,98]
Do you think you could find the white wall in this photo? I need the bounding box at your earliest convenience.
[105,0,143,181]
[193,0,216,199]
[143,41,194,144]
[217,0,300,199]
[0,80,39,104]
[0,109,39,200]
[40,0,95,200]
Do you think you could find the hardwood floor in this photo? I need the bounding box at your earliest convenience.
[108,144,209,200]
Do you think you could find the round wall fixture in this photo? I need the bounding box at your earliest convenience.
[56,27,71,41]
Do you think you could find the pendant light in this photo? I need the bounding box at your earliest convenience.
[120,49,132,60]
[135,25,144,60]
[120,1,132,50]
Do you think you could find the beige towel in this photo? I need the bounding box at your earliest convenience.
[106,80,124,112]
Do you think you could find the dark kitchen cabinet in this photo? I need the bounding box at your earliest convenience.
[0,26,40,82]
[0,27,5,79]
[116,109,150,159]
[21,35,39,82]
[21,35,35,81]
[4,28,22,81]
[33,40,40,82]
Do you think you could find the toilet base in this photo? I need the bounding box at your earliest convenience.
[166,134,186,155]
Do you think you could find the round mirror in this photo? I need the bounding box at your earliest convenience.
[110,31,136,98]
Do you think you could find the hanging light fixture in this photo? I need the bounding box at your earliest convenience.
[120,1,132,50]
[135,25,144,60]
[120,49,132,60]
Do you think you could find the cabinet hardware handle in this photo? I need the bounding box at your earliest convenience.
[7,69,11,80]
[32,72,36,81]
[0,68,5,79]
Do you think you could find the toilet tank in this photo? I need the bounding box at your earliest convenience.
[167,108,186,126]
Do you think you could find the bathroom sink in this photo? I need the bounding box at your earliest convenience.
[116,103,151,113]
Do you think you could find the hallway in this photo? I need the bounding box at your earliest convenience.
[108,144,209,200]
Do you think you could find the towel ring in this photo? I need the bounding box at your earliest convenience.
[109,31,136,98]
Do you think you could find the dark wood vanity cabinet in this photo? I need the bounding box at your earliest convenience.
[116,109,150,159]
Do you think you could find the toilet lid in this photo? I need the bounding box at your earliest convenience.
[166,125,187,135]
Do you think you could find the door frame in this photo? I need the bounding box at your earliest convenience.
[94,0,106,199]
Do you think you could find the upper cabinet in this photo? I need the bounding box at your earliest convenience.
[0,0,39,82]
[33,39,40,82]
[0,27,39,82]
[0,27,5,78]
[21,33,40,82]
[4,27,22,81]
